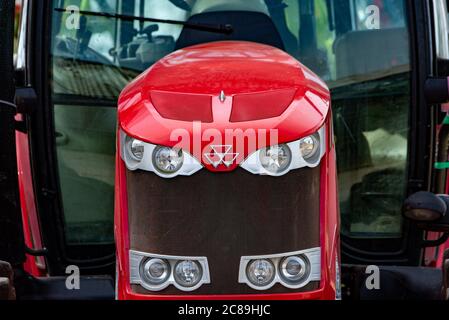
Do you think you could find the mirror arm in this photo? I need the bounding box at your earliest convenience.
[421,233,449,248]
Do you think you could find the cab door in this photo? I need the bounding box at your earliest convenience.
[330,0,426,266]
[0,0,26,299]
[0,0,26,269]
[299,0,446,299]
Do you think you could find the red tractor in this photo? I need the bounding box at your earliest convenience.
[0,0,449,300]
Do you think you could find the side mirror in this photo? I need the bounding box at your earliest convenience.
[402,192,449,233]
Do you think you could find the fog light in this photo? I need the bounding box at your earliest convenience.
[141,258,170,285]
[259,145,292,174]
[174,260,203,288]
[126,136,145,161]
[279,256,309,284]
[246,259,275,287]
[300,134,320,160]
[152,146,184,174]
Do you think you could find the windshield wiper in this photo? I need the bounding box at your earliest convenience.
[54,8,233,35]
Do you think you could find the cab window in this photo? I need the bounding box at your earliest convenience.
[315,0,410,239]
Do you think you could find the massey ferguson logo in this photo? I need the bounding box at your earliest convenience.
[204,145,239,168]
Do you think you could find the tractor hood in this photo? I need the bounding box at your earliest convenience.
[118,41,330,171]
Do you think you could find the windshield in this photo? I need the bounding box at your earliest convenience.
[50,0,411,246]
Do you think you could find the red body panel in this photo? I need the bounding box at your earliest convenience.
[118,41,329,172]
[119,41,327,96]
[230,88,297,122]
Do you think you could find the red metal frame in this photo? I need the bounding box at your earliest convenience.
[15,114,46,277]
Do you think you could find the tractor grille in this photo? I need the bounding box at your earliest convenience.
[126,166,321,295]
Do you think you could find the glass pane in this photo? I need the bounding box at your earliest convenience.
[52,0,137,100]
[55,105,116,245]
[316,0,410,238]
[332,74,410,238]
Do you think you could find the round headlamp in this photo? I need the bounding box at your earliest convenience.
[300,134,320,161]
[246,259,276,287]
[152,146,184,174]
[174,260,203,288]
[126,136,145,162]
[259,145,292,174]
[279,255,310,284]
[140,258,170,286]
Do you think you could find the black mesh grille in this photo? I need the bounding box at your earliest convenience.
[127,167,321,295]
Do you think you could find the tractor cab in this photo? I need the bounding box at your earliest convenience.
[1,0,449,300]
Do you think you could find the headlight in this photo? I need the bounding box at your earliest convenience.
[300,133,320,161]
[130,251,210,292]
[140,258,170,285]
[259,145,292,174]
[240,126,326,176]
[152,146,184,174]
[246,259,276,287]
[125,136,145,161]
[120,131,202,178]
[239,248,321,290]
[279,255,310,284]
[174,260,203,288]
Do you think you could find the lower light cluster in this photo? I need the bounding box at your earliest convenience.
[238,248,321,291]
[129,251,211,292]
[129,248,321,293]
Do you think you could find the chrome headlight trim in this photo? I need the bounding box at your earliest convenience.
[240,126,326,176]
[238,248,321,291]
[129,250,211,292]
[120,130,203,178]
